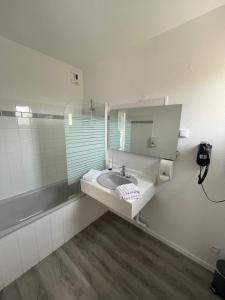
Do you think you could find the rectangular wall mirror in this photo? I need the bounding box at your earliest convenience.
[109,104,182,160]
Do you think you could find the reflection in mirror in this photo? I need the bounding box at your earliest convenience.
[109,104,182,160]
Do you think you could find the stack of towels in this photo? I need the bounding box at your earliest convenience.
[83,169,102,181]
[116,183,140,203]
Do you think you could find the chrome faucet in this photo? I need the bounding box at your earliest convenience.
[120,165,126,177]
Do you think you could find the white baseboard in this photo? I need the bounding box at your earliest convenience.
[117,213,215,273]
[144,227,215,272]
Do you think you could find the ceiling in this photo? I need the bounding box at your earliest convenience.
[0,0,224,67]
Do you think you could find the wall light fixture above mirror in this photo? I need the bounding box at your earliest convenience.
[108,104,182,160]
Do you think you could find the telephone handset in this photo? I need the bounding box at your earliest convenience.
[196,142,212,184]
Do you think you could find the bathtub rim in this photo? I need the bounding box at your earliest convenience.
[0,179,69,205]
[0,192,85,239]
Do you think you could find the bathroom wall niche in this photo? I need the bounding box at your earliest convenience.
[109,104,182,160]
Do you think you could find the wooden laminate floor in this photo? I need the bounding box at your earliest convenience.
[0,212,218,300]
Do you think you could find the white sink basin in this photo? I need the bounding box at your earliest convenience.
[81,169,156,219]
[97,172,138,190]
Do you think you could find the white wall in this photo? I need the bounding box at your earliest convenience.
[84,6,225,270]
[0,35,83,106]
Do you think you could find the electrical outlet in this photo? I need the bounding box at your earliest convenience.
[210,246,221,255]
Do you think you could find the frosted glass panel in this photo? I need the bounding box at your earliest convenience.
[65,115,105,185]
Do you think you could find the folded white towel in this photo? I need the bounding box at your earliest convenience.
[83,169,102,182]
[116,183,140,203]
[117,183,140,195]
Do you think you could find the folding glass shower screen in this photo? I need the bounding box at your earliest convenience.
[64,101,106,185]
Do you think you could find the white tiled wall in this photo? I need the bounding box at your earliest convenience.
[0,115,67,201]
[0,195,107,290]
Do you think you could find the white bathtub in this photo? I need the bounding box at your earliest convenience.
[0,182,106,290]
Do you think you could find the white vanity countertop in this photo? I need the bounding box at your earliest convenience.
[86,168,154,197]
[80,168,156,219]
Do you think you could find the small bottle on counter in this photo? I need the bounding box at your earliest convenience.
[108,158,113,171]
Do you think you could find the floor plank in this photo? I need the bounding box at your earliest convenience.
[0,282,23,300]
[0,212,217,300]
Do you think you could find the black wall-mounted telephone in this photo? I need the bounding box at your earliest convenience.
[196,142,212,184]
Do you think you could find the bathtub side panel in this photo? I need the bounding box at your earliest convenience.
[0,258,3,290]
[0,194,107,291]
[17,223,39,273]
[0,231,23,287]
[63,201,76,242]
[50,209,64,251]
[74,195,107,232]
[62,195,107,242]
[34,215,53,261]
